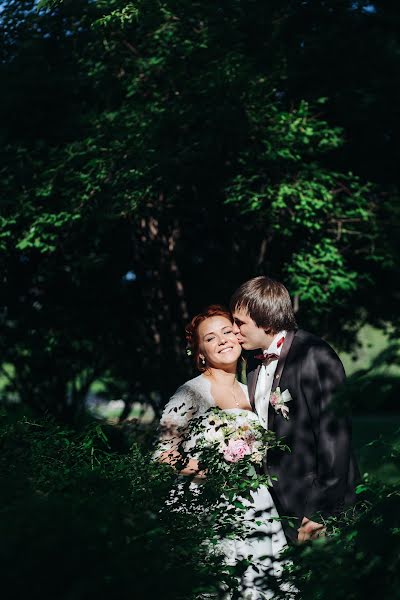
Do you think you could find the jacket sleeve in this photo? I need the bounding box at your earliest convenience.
[302,343,354,519]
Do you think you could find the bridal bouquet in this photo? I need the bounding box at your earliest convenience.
[184,408,286,497]
[200,409,271,465]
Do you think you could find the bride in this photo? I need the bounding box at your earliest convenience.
[154,305,288,599]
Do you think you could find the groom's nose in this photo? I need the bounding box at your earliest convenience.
[232,322,240,335]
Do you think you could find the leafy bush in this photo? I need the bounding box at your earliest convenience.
[2,409,399,600]
[275,429,400,600]
[0,413,235,600]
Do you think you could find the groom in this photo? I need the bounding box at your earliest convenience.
[230,276,359,543]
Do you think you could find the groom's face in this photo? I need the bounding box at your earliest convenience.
[232,308,272,350]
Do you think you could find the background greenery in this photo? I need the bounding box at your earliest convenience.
[1,1,400,598]
[1,0,399,420]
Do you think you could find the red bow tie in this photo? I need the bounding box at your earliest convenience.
[253,336,285,363]
[253,352,279,364]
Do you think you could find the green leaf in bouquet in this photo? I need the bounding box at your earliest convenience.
[246,465,257,478]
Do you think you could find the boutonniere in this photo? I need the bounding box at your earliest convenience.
[269,387,292,420]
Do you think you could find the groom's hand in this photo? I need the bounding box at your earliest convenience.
[297,517,326,543]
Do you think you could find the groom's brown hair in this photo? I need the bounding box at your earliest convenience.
[230,276,297,333]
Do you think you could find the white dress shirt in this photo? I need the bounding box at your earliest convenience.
[254,331,287,430]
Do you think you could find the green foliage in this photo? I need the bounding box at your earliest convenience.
[335,340,400,415]
[16,212,82,253]
[276,453,400,600]
[0,413,241,599]
[1,408,400,600]
[226,98,378,314]
[339,325,396,376]
[93,3,139,30]
[0,0,399,418]
[287,240,358,312]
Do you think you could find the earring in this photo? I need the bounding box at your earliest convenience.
[201,357,206,365]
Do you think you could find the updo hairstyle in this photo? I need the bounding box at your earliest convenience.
[185,304,233,372]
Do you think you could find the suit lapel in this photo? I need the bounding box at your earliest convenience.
[268,329,296,431]
[247,363,261,411]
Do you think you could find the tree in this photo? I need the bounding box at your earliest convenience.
[0,0,398,418]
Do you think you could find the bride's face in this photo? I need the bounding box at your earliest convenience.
[198,315,241,369]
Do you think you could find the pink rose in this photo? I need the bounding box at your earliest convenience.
[270,393,279,407]
[223,439,252,463]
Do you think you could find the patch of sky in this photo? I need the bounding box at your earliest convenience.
[123,270,137,282]
[351,2,377,13]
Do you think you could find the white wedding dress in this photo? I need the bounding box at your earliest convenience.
[154,374,288,600]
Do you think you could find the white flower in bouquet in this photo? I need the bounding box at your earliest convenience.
[191,408,273,467]
[250,450,264,465]
[235,414,253,427]
[184,408,286,497]
[207,414,226,428]
[204,426,225,444]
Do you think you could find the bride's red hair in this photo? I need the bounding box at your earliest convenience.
[185,305,233,372]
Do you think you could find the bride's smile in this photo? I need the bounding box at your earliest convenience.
[198,315,242,369]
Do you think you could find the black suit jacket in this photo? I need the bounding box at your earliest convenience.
[247,329,360,540]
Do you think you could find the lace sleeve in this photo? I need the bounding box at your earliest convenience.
[153,384,199,461]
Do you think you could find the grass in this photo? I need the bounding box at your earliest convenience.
[338,324,399,377]
[335,325,400,483]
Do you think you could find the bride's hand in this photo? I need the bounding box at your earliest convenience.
[179,458,207,480]
[192,471,207,483]
[191,467,207,482]
[297,517,326,543]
